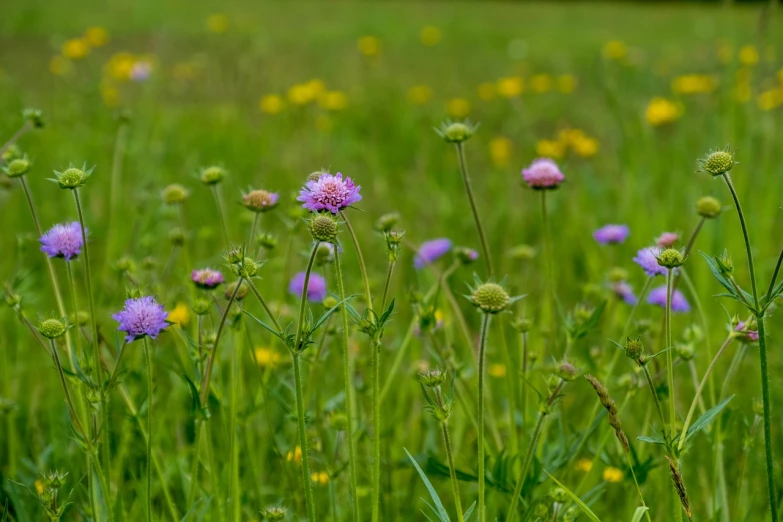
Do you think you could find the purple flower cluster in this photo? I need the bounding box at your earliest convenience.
[40,222,84,260]
[611,281,638,305]
[647,286,690,312]
[298,172,362,214]
[192,268,224,289]
[633,247,667,277]
[593,224,630,245]
[522,158,565,190]
[289,272,328,302]
[112,296,169,343]
[414,238,452,269]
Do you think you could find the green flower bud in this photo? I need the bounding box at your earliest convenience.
[226,249,243,264]
[512,317,531,333]
[557,362,579,381]
[657,248,685,269]
[508,244,537,261]
[471,283,510,314]
[4,157,30,178]
[233,258,258,278]
[696,196,722,219]
[329,411,349,431]
[142,256,156,270]
[437,120,476,143]
[161,183,190,204]
[38,318,67,339]
[309,214,339,243]
[225,280,248,300]
[375,212,400,232]
[323,296,339,309]
[307,170,327,182]
[675,342,695,361]
[752,398,764,417]
[418,368,447,388]
[69,310,90,326]
[624,336,643,361]
[23,108,44,128]
[169,227,186,246]
[608,267,629,283]
[42,470,68,489]
[53,166,91,189]
[699,148,735,176]
[1,144,21,163]
[192,298,211,315]
[550,487,568,503]
[200,165,225,185]
[260,506,286,521]
[114,256,135,273]
[257,232,277,250]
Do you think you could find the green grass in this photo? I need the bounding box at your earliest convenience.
[1,1,783,521]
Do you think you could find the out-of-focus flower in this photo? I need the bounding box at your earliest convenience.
[633,247,666,277]
[289,272,327,302]
[84,26,109,47]
[40,222,84,260]
[593,224,630,245]
[522,158,565,190]
[757,88,783,111]
[611,281,637,305]
[420,25,441,46]
[488,364,506,377]
[130,60,152,82]
[414,238,452,269]
[105,52,136,81]
[288,81,323,105]
[535,140,565,159]
[286,446,302,463]
[446,98,470,118]
[571,135,599,157]
[671,75,718,95]
[169,302,190,326]
[645,97,681,126]
[50,56,72,76]
[243,189,279,212]
[192,269,224,289]
[739,45,759,66]
[255,347,283,367]
[603,467,624,483]
[656,232,678,247]
[408,85,432,105]
[311,471,329,485]
[530,74,552,93]
[207,13,229,34]
[576,459,593,472]
[647,286,690,312]
[489,136,512,167]
[62,38,90,60]
[477,82,496,100]
[319,91,348,111]
[260,95,285,114]
[557,74,577,93]
[497,77,523,98]
[602,41,628,60]
[734,321,759,342]
[358,36,380,57]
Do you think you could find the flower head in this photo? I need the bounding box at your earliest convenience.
[698,147,736,176]
[647,286,690,312]
[467,277,522,314]
[38,318,68,339]
[611,281,637,305]
[696,196,722,219]
[414,238,452,269]
[242,189,279,212]
[40,222,84,260]
[734,321,759,342]
[593,224,630,245]
[297,172,361,214]
[633,247,666,277]
[435,120,477,143]
[112,296,169,343]
[522,158,565,190]
[289,272,327,302]
[191,268,224,290]
[656,248,686,269]
[656,232,678,248]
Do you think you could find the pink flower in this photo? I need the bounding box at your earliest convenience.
[297,172,362,214]
[522,158,565,190]
[656,232,678,248]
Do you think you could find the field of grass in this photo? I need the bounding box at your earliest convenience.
[1,1,783,521]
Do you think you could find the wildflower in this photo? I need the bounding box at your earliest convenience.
[38,318,68,339]
[407,85,432,105]
[255,347,283,367]
[419,368,447,388]
[168,302,190,326]
[414,238,452,269]
[647,286,691,312]
[62,38,89,60]
[51,165,91,189]
[530,74,552,93]
[624,337,644,361]
[593,224,630,245]
[105,52,136,81]
[260,506,287,521]
[696,196,722,219]
[309,214,339,243]
[645,97,681,126]
[298,172,361,214]
[671,75,717,95]
[454,247,479,265]
[697,147,735,176]
[757,88,783,111]
[288,83,318,105]
[207,13,229,34]
[112,296,169,343]
[3,157,30,178]
[489,136,511,167]
[470,282,511,314]
[602,40,627,60]
[656,248,685,269]
[734,321,759,342]
[611,281,637,305]
[656,232,678,247]
[358,36,380,57]
[420,25,441,46]
[286,446,302,463]
[260,95,285,114]
[488,364,507,377]
[84,26,108,47]
[477,82,496,100]
[602,467,624,483]
[576,458,593,472]
[446,98,471,118]
[571,135,599,157]
[738,45,759,66]
[557,362,579,381]
[192,269,224,290]
[40,222,84,260]
[436,120,476,143]
[200,166,225,185]
[49,56,72,76]
[311,471,329,485]
[289,272,327,302]
[129,61,152,82]
[161,184,189,205]
[557,74,577,93]
[535,140,565,158]
[242,189,279,212]
[633,247,666,277]
[319,91,348,111]
[521,158,565,190]
[497,77,523,98]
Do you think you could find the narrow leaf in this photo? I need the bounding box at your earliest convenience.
[404,448,451,522]
[631,506,650,522]
[683,395,734,445]
[544,471,603,522]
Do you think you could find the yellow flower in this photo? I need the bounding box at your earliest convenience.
[446,98,470,118]
[254,347,283,368]
[645,97,681,126]
[757,88,783,111]
[671,75,718,95]
[306,79,326,97]
[572,136,599,158]
[49,55,72,76]
[311,471,329,485]
[488,364,506,378]
[207,13,229,34]
[777,68,783,84]
[489,136,511,167]
[319,91,348,111]
[557,75,577,93]
[286,446,302,463]
[408,85,432,105]
[84,26,109,47]
[496,77,523,98]
[260,95,284,114]
[35,479,44,495]
[576,459,593,472]
[530,74,552,94]
[536,139,565,159]
[358,36,380,57]
[106,52,136,81]
[602,466,624,483]
[602,40,627,60]
[420,25,441,47]
[101,82,120,107]
[169,302,190,327]
[62,38,90,60]
[288,83,316,105]
[739,45,759,66]
[477,82,496,101]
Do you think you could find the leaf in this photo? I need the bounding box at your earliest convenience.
[631,506,650,522]
[701,252,737,295]
[544,471,603,522]
[179,373,205,420]
[404,448,451,522]
[463,501,477,522]
[312,294,357,332]
[683,395,734,446]
[242,310,283,338]
[636,435,667,446]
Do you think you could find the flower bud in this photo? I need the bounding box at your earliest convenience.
[550,487,568,503]
[471,283,511,314]
[4,157,30,178]
[418,368,447,388]
[142,256,156,270]
[225,280,248,300]
[675,342,695,361]
[715,250,733,276]
[437,120,476,143]
[624,336,643,361]
[512,317,531,333]
[53,166,90,189]
[608,267,629,283]
[169,227,186,246]
[38,318,67,339]
[69,310,89,326]
[23,108,44,128]
[699,148,735,176]
[2,144,21,163]
[226,249,243,264]
[315,242,335,265]
[323,296,339,309]
[329,411,349,431]
[309,214,339,243]
[307,170,326,182]
[657,248,685,269]
[161,183,190,204]
[192,298,211,315]
[260,506,286,521]
[508,244,537,261]
[200,165,225,185]
[375,212,400,232]
[454,247,479,265]
[232,258,258,278]
[242,189,279,212]
[257,233,277,250]
[696,196,722,219]
[114,256,135,273]
[752,398,764,417]
[557,362,579,381]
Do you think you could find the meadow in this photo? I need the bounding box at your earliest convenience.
[1,0,783,520]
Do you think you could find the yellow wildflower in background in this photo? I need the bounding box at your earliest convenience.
[84,26,108,47]
[477,82,496,101]
[571,135,599,157]
[757,88,783,111]
[358,36,380,57]
[62,38,90,60]
[319,91,348,111]
[530,74,552,93]
[717,43,733,64]
[536,139,565,159]
[207,13,229,34]
[671,75,717,95]
[488,364,507,378]
[576,459,593,472]
[105,52,136,81]
[602,467,623,483]
[446,98,470,118]
[739,45,759,66]
[557,75,577,93]
[602,40,627,60]
[645,97,680,126]
[260,95,284,114]
[311,471,329,485]
[420,25,441,47]
[286,446,302,463]
[168,303,190,327]
[255,347,283,368]
[496,77,523,98]
[778,68,783,84]
[489,136,511,167]
[101,82,120,107]
[408,85,432,105]
[49,56,72,76]
[35,479,44,495]
[288,83,316,105]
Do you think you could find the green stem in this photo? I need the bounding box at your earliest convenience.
[722,174,760,308]
[441,420,464,522]
[626,450,653,522]
[49,339,87,437]
[641,364,667,429]
[143,338,153,522]
[477,314,491,522]
[248,212,260,251]
[765,245,783,302]
[499,318,518,455]
[0,120,31,157]
[541,190,556,331]
[340,212,372,308]
[229,317,242,522]
[246,278,282,332]
[455,142,493,278]
[187,421,204,507]
[211,185,230,248]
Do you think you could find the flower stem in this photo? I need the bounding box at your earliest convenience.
[49,339,87,437]
[765,245,783,303]
[641,364,667,428]
[0,120,31,157]
[187,420,204,507]
[246,278,282,332]
[626,451,653,522]
[455,142,493,278]
[340,211,372,308]
[721,174,760,308]
[441,420,464,522]
[143,337,153,522]
[540,190,557,338]
[665,269,676,436]
[477,314,491,522]
[211,185,230,248]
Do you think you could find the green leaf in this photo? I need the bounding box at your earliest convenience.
[179,373,204,420]
[631,506,650,522]
[463,501,477,522]
[242,310,283,338]
[683,395,734,446]
[544,471,602,522]
[636,434,667,446]
[404,448,450,522]
[312,294,357,332]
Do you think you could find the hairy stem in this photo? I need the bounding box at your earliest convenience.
[477,314,491,522]
[143,338,153,522]
[455,142,493,277]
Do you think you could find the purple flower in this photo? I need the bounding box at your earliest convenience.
[656,232,678,248]
[593,224,630,245]
[192,268,224,289]
[112,296,169,343]
[289,272,327,302]
[40,222,85,260]
[633,247,666,277]
[647,286,690,312]
[130,61,152,82]
[735,321,759,342]
[414,238,452,269]
[611,281,637,305]
[522,158,565,190]
[297,172,362,214]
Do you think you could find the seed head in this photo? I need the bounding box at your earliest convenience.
[471,283,510,314]
[38,318,67,339]
[161,184,189,204]
[225,280,248,300]
[52,166,91,189]
[698,147,735,176]
[260,506,286,521]
[200,165,225,185]
[231,258,258,278]
[257,233,277,250]
[624,336,643,361]
[309,214,339,242]
[436,120,476,143]
[656,248,685,269]
[557,362,579,381]
[696,196,722,219]
[585,374,630,453]
[418,368,447,388]
[4,157,31,178]
[242,189,279,212]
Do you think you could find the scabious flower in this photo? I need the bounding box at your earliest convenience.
[647,286,691,312]
[611,281,637,305]
[633,246,666,277]
[191,268,224,289]
[289,272,327,302]
[40,222,84,260]
[112,296,169,343]
[414,238,452,269]
[593,224,630,245]
[297,172,361,214]
[522,158,565,190]
[735,321,759,342]
[242,189,279,212]
[656,232,678,247]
